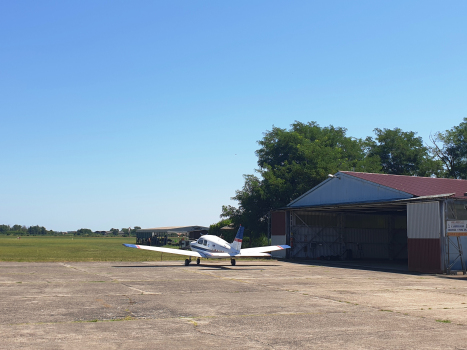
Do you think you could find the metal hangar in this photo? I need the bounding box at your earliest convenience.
[271,171,467,274]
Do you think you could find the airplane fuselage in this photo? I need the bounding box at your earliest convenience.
[190,235,238,256]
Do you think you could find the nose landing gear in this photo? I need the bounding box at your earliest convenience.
[230,258,236,266]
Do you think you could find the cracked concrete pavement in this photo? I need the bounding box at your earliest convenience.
[1,260,467,349]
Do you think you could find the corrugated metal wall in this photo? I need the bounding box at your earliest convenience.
[291,226,341,258]
[271,211,286,236]
[275,200,446,272]
[289,212,407,261]
[289,173,412,207]
[407,202,441,273]
[407,239,442,273]
[407,202,440,239]
[271,211,287,258]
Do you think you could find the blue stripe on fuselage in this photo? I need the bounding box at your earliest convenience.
[191,245,216,253]
[191,244,229,254]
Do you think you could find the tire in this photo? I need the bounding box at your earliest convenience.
[231,259,236,266]
[185,259,190,266]
[197,258,200,265]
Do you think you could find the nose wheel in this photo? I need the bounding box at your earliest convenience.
[197,258,201,265]
[230,258,236,266]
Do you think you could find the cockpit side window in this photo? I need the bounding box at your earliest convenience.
[203,240,207,246]
[198,238,203,244]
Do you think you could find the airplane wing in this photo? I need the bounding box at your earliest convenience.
[123,244,203,257]
[237,245,290,257]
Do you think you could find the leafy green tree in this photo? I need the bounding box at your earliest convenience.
[76,228,93,235]
[256,122,381,202]
[11,225,24,232]
[110,228,119,236]
[0,225,10,233]
[209,219,231,234]
[431,118,467,179]
[222,121,382,242]
[208,219,233,240]
[221,175,270,244]
[367,128,442,176]
[27,225,47,235]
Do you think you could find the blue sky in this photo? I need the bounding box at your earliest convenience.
[1,1,466,231]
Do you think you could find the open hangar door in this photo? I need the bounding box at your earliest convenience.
[271,197,454,273]
[288,205,408,263]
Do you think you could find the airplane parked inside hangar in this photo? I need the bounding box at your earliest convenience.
[123,226,290,266]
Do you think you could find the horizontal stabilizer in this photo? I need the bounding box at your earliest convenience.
[240,245,290,255]
[234,252,272,257]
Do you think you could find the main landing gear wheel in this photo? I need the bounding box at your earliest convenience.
[197,258,201,265]
[231,259,236,266]
[185,259,190,266]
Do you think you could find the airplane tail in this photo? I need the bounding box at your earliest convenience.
[231,226,244,252]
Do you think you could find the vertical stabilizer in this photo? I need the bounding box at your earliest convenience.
[231,226,244,252]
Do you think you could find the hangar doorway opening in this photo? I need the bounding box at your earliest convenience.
[270,171,467,273]
[289,210,408,264]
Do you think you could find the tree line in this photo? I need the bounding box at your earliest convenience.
[75,227,141,236]
[212,118,467,245]
[0,225,142,236]
[0,225,56,235]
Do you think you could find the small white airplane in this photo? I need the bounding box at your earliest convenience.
[123,226,290,266]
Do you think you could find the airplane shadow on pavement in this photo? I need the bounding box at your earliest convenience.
[113,264,281,270]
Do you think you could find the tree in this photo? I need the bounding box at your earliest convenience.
[76,228,93,235]
[222,121,382,241]
[367,128,442,176]
[209,219,232,234]
[0,225,10,233]
[209,219,233,240]
[27,225,47,235]
[431,118,467,179]
[11,225,25,232]
[256,122,382,202]
[221,175,271,244]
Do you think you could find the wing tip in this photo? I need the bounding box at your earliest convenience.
[123,244,138,249]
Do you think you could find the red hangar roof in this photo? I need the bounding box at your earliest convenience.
[341,171,467,199]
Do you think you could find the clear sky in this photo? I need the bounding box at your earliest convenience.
[1,1,466,231]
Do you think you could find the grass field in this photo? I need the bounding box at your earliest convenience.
[0,236,186,262]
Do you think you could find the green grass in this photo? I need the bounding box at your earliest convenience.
[436,319,451,323]
[0,236,186,262]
